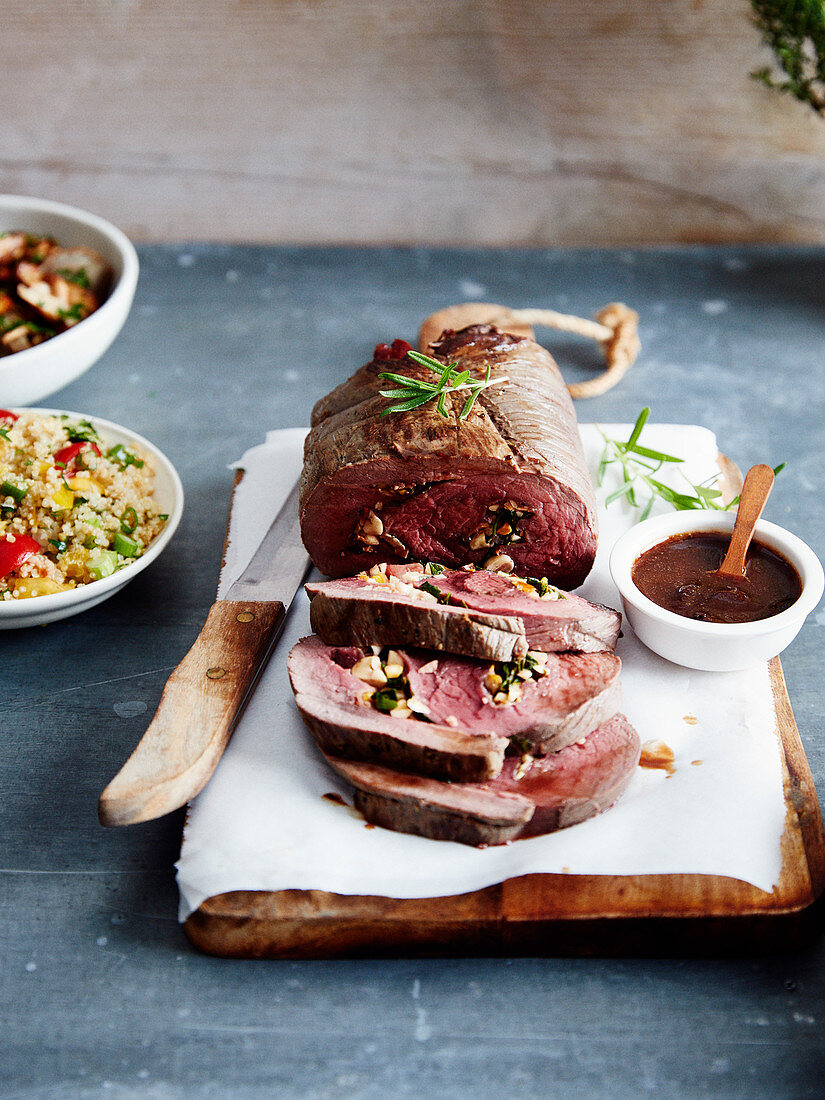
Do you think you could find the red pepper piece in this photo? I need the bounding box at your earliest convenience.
[0,534,40,579]
[373,339,413,361]
[0,409,18,422]
[53,440,102,472]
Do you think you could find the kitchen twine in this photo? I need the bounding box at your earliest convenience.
[487,303,641,398]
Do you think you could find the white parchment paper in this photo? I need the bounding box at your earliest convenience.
[176,425,786,920]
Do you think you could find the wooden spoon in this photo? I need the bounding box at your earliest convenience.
[716,463,775,578]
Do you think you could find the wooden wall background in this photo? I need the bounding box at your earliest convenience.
[4,0,825,246]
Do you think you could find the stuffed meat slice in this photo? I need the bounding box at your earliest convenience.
[307,564,621,662]
[287,636,622,782]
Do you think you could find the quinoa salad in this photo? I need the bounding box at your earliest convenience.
[0,409,167,600]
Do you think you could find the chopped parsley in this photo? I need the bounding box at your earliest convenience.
[57,267,91,289]
[57,303,86,323]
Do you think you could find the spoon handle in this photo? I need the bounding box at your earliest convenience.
[717,464,775,577]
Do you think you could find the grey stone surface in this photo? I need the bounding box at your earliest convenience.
[1,246,824,1098]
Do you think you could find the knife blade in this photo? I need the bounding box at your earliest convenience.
[98,478,310,827]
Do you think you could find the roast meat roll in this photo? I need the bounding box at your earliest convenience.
[301,325,598,587]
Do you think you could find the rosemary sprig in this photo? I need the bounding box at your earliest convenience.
[378,350,507,420]
[597,408,785,518]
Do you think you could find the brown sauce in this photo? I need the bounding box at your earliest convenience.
[639,740,675,776]
[322,792,348,807]
[631,531,801,624]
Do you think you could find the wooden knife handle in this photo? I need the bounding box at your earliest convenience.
[98,599,286,827]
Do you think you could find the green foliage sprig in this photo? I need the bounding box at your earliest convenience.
[597,408,785,520]
[378,351,507,420]
[751,0,825,115]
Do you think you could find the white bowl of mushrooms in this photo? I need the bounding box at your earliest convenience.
[0,195,139,405]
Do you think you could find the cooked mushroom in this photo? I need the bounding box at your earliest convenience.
[0,235,112,350]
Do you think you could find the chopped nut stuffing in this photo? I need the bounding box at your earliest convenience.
[485,651,549,707]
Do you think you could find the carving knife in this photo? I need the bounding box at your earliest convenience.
[98,478,310,827]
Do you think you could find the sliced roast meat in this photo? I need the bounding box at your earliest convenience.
[307,564,620,661]
[402,647,621,756]
[325,756,534,846]
[301,325,598,588]
[288,636,622,781]
[324,713,641,847]
[288,636,508,782]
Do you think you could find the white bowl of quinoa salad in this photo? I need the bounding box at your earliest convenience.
[0,408,183,628]
[0,195,139,405]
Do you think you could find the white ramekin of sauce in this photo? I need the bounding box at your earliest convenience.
[609,510,823,671]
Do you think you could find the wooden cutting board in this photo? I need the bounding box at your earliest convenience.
[183,462,825,958]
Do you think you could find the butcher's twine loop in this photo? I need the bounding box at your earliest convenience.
[491,303,641,399]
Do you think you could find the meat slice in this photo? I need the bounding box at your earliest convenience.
[324,713,641,847]
[307,565,621,661]
[288,636,622,780]
[288,636,508,781]
[300,325,598,588]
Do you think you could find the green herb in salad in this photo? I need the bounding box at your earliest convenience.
[119,505,139,534]
[106,443,145,470]
[63,417,100,444]
[1,479,28,505]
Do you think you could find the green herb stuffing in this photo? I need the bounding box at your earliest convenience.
[419,579,451,603]
[524,575,564,599]
[372,686,402,713]
[491,653,548,699]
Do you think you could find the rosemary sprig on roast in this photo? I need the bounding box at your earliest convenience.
[597,407,785,519]
[378,350,507,420]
